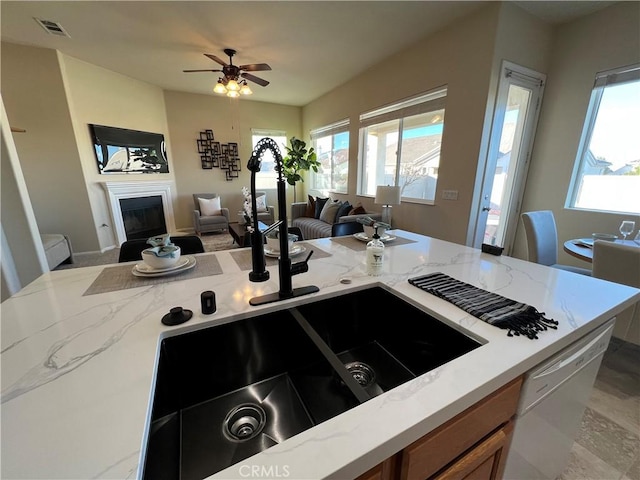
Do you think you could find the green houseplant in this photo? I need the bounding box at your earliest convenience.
[282,137,320,203]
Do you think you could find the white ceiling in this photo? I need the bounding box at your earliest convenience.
[1,1,615,106]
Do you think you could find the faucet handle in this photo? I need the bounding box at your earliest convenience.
[290,250,314,276]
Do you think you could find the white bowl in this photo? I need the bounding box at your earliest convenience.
[141,246,181,269]
[265,234,296,252]
[591,233,617,242]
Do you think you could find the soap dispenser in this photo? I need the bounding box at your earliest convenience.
[366,225,384,276]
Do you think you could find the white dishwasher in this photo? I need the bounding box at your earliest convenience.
[503,318,614,480]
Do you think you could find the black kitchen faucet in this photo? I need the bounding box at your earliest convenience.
[246,137,318,306]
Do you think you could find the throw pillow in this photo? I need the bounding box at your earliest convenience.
[349,202,367,215]
[335,201,352,220]
[305,195,316,218]
[314,197,329,219]
[198,196,222,216]
[255,194,268,213]
[319,199,342,224]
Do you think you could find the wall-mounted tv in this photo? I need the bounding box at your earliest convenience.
[90,124,169,174]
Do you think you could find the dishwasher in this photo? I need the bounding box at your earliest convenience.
[503,318,614,480]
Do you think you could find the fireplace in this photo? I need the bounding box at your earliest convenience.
[119,196,166,240]
[102,181,176,245]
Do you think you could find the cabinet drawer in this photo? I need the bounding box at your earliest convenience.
[400,377,522,480]
[433,421,514,480]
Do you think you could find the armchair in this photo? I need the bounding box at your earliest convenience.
[193,194,230,234]
[252,190,275,225]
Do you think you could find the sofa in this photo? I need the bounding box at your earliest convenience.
[40,234,73,270]
[291,198,381,240]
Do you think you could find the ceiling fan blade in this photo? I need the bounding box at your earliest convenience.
[183,69,223,73]
[242,72,269,87]
[204,53,228,66]
[238,63,272,72]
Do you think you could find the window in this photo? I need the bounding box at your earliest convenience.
[310,119,349,194]
[567,65,640,214]
[358,88,447,203]
[251,129,287,189]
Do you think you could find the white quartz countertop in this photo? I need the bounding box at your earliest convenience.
[2,231,638,479]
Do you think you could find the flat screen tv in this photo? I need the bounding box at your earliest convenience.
[90,124,169,174]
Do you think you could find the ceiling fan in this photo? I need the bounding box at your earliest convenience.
[183,48,271,96]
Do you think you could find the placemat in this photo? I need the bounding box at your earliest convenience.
[409,272,558,340]
[330,234,417,251]
[83,255,223,296]
[229,242,332,271]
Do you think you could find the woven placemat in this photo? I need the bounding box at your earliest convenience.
[229,242,332,271]
[83,255,223,296]
[330,234,417,251]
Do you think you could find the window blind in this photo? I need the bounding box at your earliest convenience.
[359,87,447,127]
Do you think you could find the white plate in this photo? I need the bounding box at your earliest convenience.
[264,245,307,258]
[574,238,594,248]
[353,232,396,243]
[132,256,196,277]
[135,255,190,273]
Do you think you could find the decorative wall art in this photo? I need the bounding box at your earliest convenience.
[90,124,169,174]
[197,129,241,181]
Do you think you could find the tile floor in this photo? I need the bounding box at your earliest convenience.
[559,337,640,480]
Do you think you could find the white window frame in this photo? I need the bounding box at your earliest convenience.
[310,119,350,194]
[251,129,287,189]
[566,64,640,214]
[357,87,447,204]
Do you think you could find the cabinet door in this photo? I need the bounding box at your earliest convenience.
[356,455,399,480]
[399,377,522,480]
[432,422,514,480]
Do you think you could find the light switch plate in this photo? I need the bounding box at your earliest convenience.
[442,190,459,200]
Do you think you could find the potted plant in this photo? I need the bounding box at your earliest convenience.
[282,137,320,203]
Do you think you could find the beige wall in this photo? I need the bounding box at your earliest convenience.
[3,1,637,263]
[1,98,47,298]
[513,1,640,265]
[60,54,174,250]
[164,90,301,229]
[302,3,502,244]
[1,42,98,252]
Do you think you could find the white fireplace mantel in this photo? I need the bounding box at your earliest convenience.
[101,181,176,245]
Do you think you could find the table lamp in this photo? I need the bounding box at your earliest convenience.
[375,185,401,227]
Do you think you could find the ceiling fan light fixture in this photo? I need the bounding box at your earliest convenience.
[213,80,227,94]
[227,89,240,98]
[226,79,240,92]
[240,82,252,95]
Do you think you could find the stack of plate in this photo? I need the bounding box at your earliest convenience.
[132,255,197,277]
[353,232,396,243]
[264,245,306,258]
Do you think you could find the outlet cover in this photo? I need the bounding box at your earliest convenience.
[442,190,459,200]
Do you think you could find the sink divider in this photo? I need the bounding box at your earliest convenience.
[289,307,371,404]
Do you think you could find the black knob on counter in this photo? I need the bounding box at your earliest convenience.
[161,306,193,326]
[201,291,216,315]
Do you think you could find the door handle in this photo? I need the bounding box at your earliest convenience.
[482,206,491,212]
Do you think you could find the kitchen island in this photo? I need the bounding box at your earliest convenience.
[2,230,638,479]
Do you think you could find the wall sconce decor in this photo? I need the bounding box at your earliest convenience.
[197,129,241,180]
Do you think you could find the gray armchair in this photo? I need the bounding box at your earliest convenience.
[193,193,230,234]
[253,190,276,225]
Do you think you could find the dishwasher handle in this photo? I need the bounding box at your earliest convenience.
[531,322,613,380]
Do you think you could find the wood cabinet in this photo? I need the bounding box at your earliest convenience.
[356,377,522,480]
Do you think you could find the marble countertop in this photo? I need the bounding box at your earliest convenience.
[2,230,638,479]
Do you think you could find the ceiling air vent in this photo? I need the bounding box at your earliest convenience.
[34,18,70,37]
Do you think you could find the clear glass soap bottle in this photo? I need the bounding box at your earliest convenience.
[366,226,384,276]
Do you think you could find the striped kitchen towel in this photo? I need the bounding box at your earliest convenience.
[408,272,558,339]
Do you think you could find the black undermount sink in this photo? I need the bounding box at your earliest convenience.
[142,286,482,480]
